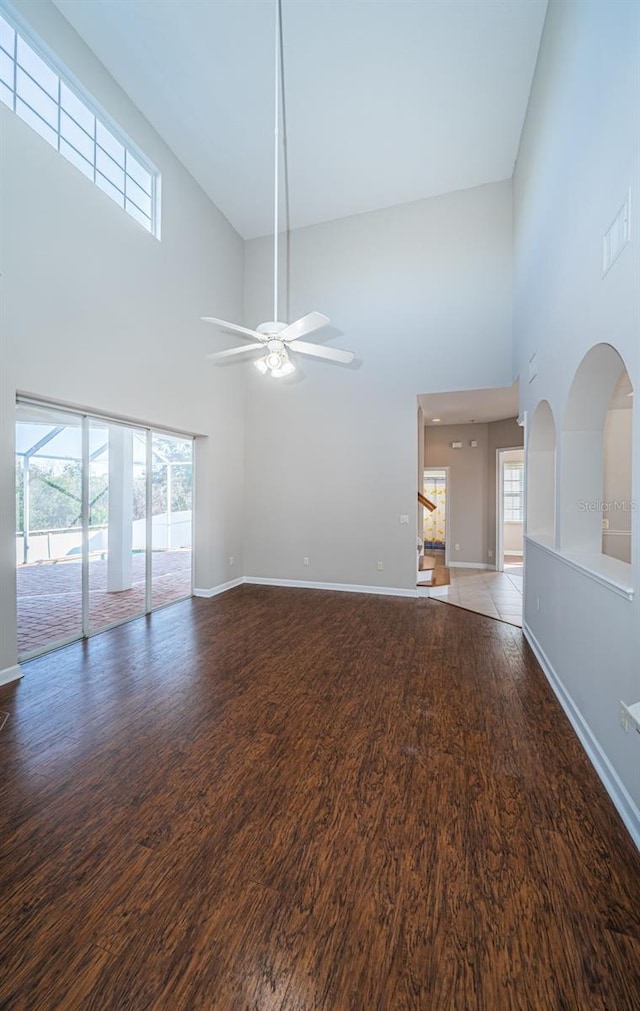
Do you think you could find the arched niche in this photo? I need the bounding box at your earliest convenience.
[561,343,633,562]
[602,367,633,563]
[527,400,556,545]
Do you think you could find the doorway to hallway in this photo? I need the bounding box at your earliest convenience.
[417,381,524,624]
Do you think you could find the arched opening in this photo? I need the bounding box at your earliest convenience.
[561,343,633,565]
[527,400,556,546]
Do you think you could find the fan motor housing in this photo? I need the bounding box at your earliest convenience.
[257,321,287,337]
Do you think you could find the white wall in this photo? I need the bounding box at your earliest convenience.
[243,182,513,591]
[514,0,640,823]
[0,0,246,676]
[503,523,523,555]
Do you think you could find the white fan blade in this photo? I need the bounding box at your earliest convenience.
[206,343,264,361]
[289,340,354,364]
[202,317,264,341]
[279,312,329,343]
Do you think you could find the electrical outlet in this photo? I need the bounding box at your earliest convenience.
[400,515,409,525]
[303,557,310,566]
[454,543,460,552]
[229,556,234,566]
[488,549,493,558]
[377,561,384,571]
[602,518,609,530]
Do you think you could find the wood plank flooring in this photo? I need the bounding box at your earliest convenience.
[1,585,639,1010]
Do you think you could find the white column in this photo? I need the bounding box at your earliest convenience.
[107,426,133,592]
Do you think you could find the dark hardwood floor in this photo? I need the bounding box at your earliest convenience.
[1,586,639,1010]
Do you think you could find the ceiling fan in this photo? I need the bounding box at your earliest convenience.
[202,0,354,378]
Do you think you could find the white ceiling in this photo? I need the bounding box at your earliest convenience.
[418,382,519,425]
[53,0,548,240]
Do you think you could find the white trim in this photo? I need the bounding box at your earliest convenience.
[193,577,244,598]
[81,414,89,637]
[145,430,153,613]
[0,664,23,686]
[449,562,494,570]
[245,577,418,598]
[523,621,640,851]
[525,532,555,552]
[524,535,633,600]
[17,393,201,440]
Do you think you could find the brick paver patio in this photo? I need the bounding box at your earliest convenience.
[17,550,192,657]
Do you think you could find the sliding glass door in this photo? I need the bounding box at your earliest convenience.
[151,432,193,610]
[15,404,84,657]
[15,401,193,660]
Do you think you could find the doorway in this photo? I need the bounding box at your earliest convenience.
[15,400,194,660]
[419,467,450,586]
[496,448,525,574]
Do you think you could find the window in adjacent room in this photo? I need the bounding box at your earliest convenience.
[503,462,524,522]
[0,5,160,236]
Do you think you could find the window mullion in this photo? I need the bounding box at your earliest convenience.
[81,415,90,638]
[145,430,152,614]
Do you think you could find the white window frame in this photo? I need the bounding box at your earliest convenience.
[0,1,161,238]
[503,462,524,523]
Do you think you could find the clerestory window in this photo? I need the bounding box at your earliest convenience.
[0,5,160,236]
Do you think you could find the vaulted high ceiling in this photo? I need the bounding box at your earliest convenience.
[53,0,547,239]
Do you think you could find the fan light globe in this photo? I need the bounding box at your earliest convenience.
[254,358,268,374]
[271,359,295,379]
[266,351,282,370]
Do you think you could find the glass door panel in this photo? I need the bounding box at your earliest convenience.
[16,403,194,660]
[151,433,193,609]
[88,420,147,632]
[15,404,83,658]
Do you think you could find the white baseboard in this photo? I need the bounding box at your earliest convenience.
[449,562,494,570]
[193,577,244,598]
[194,576,417,600]
[0,664,23,687]
[523,621,640,851]
[245,576,418,598]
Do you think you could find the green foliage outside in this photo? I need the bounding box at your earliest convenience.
[15,436,192,533]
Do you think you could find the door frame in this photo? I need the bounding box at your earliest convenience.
[423,466,450,567]
[16,397,195,661]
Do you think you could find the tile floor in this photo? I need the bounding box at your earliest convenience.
[429,562,523,626]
